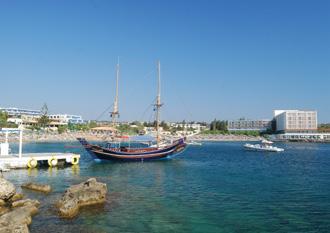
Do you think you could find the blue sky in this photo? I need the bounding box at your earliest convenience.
[0,0,329,122]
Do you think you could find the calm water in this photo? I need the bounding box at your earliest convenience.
[3,141,330,233]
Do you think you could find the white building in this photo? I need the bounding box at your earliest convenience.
[7,118,23,125]
[169,123,205,132]
[0,107,41,129]
[0,107,41,117]
[48,114,84,124]
[274,110,317,133]
[228,119,271,132]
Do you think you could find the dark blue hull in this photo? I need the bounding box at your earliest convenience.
[77,138,186,162]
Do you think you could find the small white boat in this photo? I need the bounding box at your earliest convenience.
[244,140,284,152]
[187,141,202,146]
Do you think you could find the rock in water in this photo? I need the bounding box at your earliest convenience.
[12,199,40,208]
[0,178,16,201]
[57,178,107,218]
[21,182,52,193]
[0,199,39,233]
[0,200,6,207]
[0,206,9,216]
[10,193,24,202]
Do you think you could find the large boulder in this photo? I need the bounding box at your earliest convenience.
[10,193,24,202]
[12,199,40,208]
[0,206,9,216]
[0,200,6,207]
[57,178,107,218]
[0,224,29,233]
[0,178,16,201]
[21,182,52,194]
[0,199,39,233]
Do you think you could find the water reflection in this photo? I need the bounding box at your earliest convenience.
[27,168,39,177]
[71,165,80,176]
[47,167,58,176]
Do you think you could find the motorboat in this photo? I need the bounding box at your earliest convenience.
[244,139,284,152]
[186,141,202,146]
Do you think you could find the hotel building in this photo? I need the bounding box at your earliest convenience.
[0,107,41,117]
[0,107,41,128]
[1,107,84,128]
[228,119,272,132]
[274,110,317,133]
[48,114,84,124]
[272,110,330,141]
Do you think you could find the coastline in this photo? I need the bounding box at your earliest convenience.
[189,134,263,142]
[1,131,263,143]
[0,131,106,143]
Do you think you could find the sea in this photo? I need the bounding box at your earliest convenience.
[3,141,330,233]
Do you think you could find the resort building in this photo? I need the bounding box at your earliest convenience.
[169,122,206,133]
[48,114,84,124]
[0,107,41,117]
[0,107,41,129]
[228,119,272,132]
[274,110,317,133]
[272,109,327,142]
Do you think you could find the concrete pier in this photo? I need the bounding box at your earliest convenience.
[0,152,80,169]
[0,128,80,171]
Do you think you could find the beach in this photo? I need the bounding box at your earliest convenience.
[0,131,263,143]
[0,131,109,143]
[190,134,262,142]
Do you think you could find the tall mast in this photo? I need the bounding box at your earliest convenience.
[111,58,120,126]
[155,60,162,146]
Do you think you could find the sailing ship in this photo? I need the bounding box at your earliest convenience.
[78,61,187,161]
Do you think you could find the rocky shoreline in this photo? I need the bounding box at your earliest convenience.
[0,177,39,233]
[0,176,107,233]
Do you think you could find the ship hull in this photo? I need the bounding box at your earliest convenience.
[77,138,187,161]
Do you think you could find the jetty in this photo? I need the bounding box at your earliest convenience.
[0,128,80,171]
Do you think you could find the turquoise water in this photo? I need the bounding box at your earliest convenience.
[3,142,330,233]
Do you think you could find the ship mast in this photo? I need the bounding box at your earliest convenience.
[155,60,162,147]
[111,58,120,126]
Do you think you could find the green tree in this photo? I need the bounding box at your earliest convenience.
[319,123,330,132]
[131,121,142,126]
[210,119,228,131]
[0,111,17,128]
[38,103,50,128]
[58,125,68,134]
[68,122,75,131]
[88,121,97,128]
[0,111,8,125]
[160,121,170,131]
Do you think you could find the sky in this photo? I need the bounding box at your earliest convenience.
[0,0,329,123]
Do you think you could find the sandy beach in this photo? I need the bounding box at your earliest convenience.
[0,131,107,143]
[189,134,263,142]
[0,131,262,143]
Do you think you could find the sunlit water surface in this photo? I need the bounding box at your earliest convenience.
[3,141,330,233]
